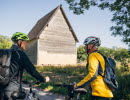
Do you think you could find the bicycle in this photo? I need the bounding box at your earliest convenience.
[22,80,41,100]
[54,83,87,100]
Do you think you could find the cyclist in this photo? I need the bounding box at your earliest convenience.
[74,36,113,100]
[0,32,50,100]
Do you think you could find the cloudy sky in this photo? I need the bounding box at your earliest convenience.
[0,0,128,49]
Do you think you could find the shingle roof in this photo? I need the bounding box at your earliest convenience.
[28,5,79,42]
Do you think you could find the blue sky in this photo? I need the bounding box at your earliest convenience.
[0,0,128,49]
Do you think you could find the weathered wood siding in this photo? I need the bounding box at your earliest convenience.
[38,9,77,65]
[25,39,38,65]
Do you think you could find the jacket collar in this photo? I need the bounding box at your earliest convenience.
[88,50,99,55]
[11,44,22,51]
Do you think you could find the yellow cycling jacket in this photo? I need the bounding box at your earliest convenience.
[76,51,113,97]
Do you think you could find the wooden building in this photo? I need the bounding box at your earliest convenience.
[26,5,78,65]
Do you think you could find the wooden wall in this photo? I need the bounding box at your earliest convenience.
[38,8,77,65]
[39,9,76,54]
[25,39,38,65]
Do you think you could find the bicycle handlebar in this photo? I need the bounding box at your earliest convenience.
[54,83,87,94]
[22,80,41,85]
[54,83,74,87]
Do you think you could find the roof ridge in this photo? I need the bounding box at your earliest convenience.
[28,5,60,40]
[38,5,60,22]
[28,5,78,42]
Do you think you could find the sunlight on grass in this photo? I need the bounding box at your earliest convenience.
[23,65,130,100]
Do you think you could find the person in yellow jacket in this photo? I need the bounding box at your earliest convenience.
[74,36,113,100]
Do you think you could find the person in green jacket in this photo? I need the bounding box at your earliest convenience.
[0,32,50,100]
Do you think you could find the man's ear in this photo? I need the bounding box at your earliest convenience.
[17,40,20,44]
[17,40,23,47]
[17,40,20,45]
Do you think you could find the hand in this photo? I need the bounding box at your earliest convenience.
[73,84,77,89]
[45,76,50,82]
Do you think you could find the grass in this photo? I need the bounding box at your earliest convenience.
[23,65,130,100]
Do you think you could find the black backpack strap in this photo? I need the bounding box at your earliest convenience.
[98,62,105,77]
[96,52,106,77]
[14,50,23,89]
[18,68,23,90]
[9,49,21,82]
[9,70,19,82]
[98,71,104,77]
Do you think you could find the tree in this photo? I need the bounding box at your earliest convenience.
[99,46,130,68]
[0,35,12,49]
[77,45,130,69]
[99,46,115,58]
[65,0,130,48]
[77,45,87,62]
[113,48,130,71]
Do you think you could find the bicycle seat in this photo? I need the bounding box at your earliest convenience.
[74,88,87,94]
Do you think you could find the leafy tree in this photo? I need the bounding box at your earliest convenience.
[99,46,130,68]
[78,45,130,69]
[113,48,130,70]
[77,45,87,62]
[0,35,12,49]
[99,46,115,58]
[65,0,130,47]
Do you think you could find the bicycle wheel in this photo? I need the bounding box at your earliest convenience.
[65,95,71,100]
[65,96,77,100]
[36,97,40,100]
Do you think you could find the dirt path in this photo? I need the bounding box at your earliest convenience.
[22,84,64,100]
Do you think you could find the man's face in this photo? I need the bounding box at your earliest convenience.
[84,44,94,53]
[21,41,28,51]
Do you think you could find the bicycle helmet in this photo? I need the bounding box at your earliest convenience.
[83,36,101,46]
[11,32,29,43]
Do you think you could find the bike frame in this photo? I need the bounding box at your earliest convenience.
[23,80,40,100]
[54,83,87,100]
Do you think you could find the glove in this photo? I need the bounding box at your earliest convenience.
[45,76,50,82]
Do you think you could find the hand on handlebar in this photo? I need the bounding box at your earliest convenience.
[45,76,50,83]
[73,84,77,89]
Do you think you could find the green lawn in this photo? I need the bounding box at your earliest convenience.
[23,65,130,100]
